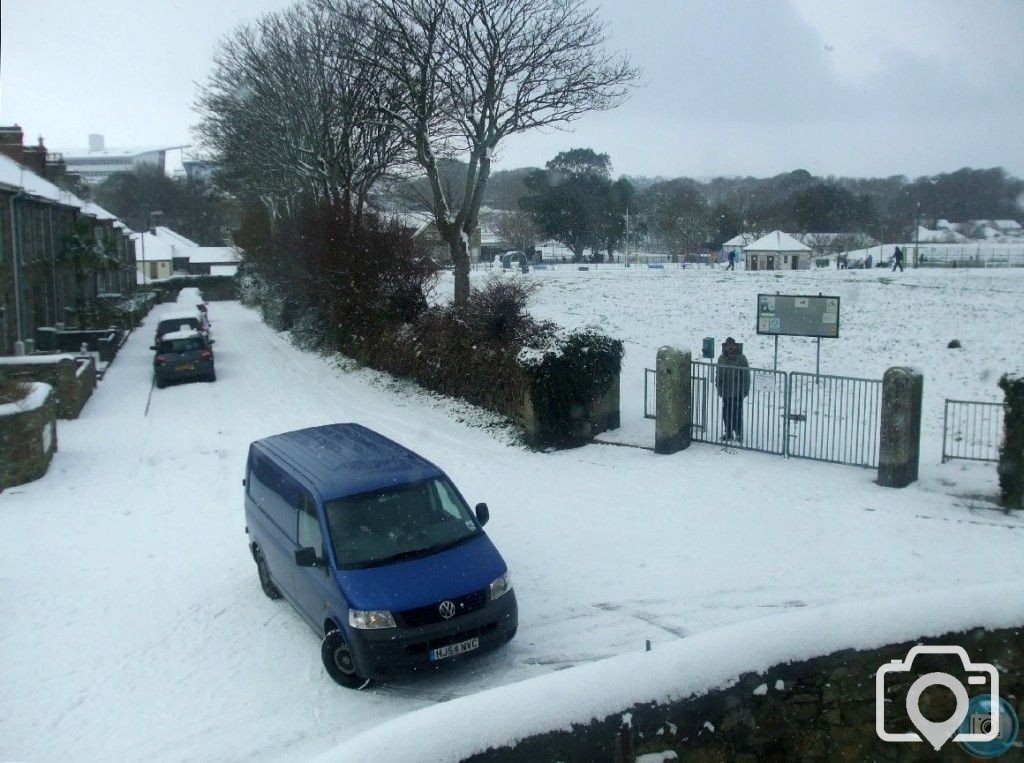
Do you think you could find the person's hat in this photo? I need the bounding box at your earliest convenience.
[725,336,736,344]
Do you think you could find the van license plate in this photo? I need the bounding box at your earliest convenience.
[430,637,479,661]
[176,363,194,371]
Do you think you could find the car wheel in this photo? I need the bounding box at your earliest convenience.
[207,370,217,383]
[155,377,165,389]
[255,548,281,600]
[322,630,367,688]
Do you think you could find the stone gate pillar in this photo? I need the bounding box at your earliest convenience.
[655,347,692,454]
[878,367,923,487]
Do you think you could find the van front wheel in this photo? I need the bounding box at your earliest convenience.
[322,630,367,688]
[255,548,281,600]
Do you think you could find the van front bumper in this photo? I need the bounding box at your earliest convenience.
[348,590,517,679]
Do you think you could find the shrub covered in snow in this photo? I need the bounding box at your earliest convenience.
[998,373,1024,509]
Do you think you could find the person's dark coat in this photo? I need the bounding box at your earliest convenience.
[716,350,750,398]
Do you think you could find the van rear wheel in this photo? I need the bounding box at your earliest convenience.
[254,548,281,600]
[322,630,367,688]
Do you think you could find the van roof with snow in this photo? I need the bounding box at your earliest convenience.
[252,423,443,502]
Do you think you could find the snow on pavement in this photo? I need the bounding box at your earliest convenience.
[1,280,1022,761]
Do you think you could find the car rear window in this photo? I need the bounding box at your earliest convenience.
[158,336,206,353]
[158,317,201,334]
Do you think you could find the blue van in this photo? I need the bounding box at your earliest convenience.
[243,424,517,687]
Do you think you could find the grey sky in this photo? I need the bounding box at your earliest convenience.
[2,0,1022,179]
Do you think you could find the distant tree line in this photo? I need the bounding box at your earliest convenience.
[420,160,1022,260]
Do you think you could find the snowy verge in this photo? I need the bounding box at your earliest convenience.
[318,585,1024,763]
[0,382,53,417]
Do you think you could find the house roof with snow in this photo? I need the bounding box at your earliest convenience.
[0,154,131,234]
[153,226,199,248]
[0,153,86,210]
[722,233,758,249]
[744,231,812,253]
[916,225,969,244]
[185,247,239,265]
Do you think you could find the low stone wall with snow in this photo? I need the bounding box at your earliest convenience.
[468,625,1022,762]
[322,588,1023,763]
[0,355,96,418]
[0,383,57,491]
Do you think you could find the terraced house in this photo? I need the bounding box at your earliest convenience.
[0,126,136,355]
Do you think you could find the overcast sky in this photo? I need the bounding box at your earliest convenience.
[2,0,1022,179]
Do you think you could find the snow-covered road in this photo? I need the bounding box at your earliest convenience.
[2,292,1022,761]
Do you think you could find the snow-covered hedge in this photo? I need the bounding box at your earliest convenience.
[999,373,1024,509]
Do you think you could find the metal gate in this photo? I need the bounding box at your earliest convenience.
[644,362,884,468]
[691,360,788,456]
[787,372,882,467]
[942,399,1004,463]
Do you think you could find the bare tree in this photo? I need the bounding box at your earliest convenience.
[361,0,639,305]
[196,1,406,223]
[486,209,540,252]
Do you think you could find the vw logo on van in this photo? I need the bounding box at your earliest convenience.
[438,600,456,619]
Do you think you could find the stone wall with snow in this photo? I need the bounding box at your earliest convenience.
[0,382,57,491]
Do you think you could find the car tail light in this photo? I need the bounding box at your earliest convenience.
[155,355,167,366]
[200,349,213,360]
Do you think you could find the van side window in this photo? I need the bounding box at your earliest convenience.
[297,492,323,554]
[248,450,299,539]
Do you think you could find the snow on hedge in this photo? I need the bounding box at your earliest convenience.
[319,585,1024,763]
[0,382,52,418]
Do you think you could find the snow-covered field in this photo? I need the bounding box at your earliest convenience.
[2,270,1022,762]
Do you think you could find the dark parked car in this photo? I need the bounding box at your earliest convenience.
[151,330,216,388]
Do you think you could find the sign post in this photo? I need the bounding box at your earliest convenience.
[756,293,841,374]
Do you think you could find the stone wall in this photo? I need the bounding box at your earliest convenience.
[468,626,1023,762]
[0,383,57,491]
[521,372,620,448]
[0,356,96,418]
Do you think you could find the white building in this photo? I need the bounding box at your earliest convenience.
[743,231,813,271]
[721,233,758,260]
[134,226,239,284]
[56,134,187,185]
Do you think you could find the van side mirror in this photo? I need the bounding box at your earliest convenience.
[475,502,490,527]
[149,346,157,351]
[295,547,321,568]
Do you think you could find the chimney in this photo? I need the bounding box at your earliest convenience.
[0,124,25,164]
[88,133,105,152]
[22,135,48,175]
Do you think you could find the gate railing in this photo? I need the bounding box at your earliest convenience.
[645,363,883,468]
[787,372,882,468]
[644,368,656,419]
[691,361,788,456]
[942,399,1004,463]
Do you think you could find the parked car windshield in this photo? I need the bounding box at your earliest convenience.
[158,336,205,354]
[324,477,479,569]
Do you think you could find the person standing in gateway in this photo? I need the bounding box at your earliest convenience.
[716,337,750,442]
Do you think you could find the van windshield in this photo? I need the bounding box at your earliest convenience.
[324,477,480,569]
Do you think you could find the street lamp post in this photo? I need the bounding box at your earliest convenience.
[914,201,921,269]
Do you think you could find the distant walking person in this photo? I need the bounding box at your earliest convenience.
[716,337,750,442]
[892,246,904,272]
[726,249,737,271]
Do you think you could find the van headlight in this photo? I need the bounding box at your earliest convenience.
[489,572,512,601]
[349,609,396,629]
